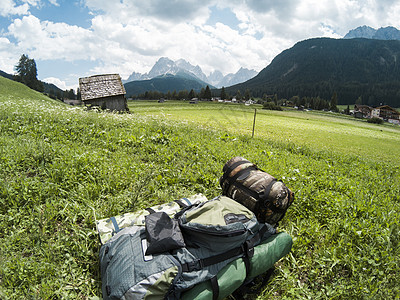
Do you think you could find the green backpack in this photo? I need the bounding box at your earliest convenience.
[97,195,292,299]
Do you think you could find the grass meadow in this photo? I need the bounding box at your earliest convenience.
[1,77,400,299]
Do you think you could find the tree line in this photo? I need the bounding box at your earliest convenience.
[131,86,257,102]
[47,87,80,101]
[285,93,339,111]
[132,86,213,100]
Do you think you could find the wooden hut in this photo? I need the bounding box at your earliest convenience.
[79,74,128,112]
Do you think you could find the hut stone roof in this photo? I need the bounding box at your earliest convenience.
[79,74,126,101]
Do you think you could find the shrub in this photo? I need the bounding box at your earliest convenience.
[262,101,282,111]
[367,117,383,124]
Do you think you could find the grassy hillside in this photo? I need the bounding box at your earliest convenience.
[1,78,399,298]
[1,71,64,96]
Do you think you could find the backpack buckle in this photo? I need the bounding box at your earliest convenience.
[243,240,255,259]
[184,259,204,272]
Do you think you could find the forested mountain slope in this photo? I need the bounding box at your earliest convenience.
[228,38,400,106]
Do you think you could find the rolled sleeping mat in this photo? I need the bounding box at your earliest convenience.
[219,157,294,226]
[181,231,293,300]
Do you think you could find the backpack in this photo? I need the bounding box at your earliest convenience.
[220,157,294,226]
[97,195,284,300]
[96,194,208,245]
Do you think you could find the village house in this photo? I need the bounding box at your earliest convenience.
[245,100,255,106]
[79,74,128,112]
[354,104,373,118]
[371,105,400,123]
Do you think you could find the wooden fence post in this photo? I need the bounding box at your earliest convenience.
[252,108,257,138]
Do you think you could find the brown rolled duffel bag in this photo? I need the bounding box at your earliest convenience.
[220,157,294,227]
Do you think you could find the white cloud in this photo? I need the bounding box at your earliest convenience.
[0,0,29,16]
[80,1,275,76]
[8,15,96,61]
[43,76,67,90]
[21,0,41,5]
[387,3,400,29]
[0,0,62,17]
[85,0,212,23]
[0,37,19,73]
[3,0,400,87]
[48,0,59,6]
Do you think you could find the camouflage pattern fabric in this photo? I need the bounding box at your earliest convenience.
[96,194,208,245]
[220,157,294,226]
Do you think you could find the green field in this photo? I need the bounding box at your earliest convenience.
[129,100,400,165]
[1,77,400,299]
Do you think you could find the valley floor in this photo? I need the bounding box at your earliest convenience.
[1,90,399,299]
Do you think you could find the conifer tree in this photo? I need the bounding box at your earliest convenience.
[204,85,212,100]
[14,54,44,92]
[236,90,242,101]
[188,89,196,99]
[330,92,338,112]
[245,89,251,101]
[220,86,226,100]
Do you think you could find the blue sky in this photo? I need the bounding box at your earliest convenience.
[29,1,92,28]
[1,0,400,90]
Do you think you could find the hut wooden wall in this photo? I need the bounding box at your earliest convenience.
[84,95,127,112]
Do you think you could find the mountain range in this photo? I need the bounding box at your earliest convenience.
[344,26,400,40]
[123,57,257,88]
[226,37,400,107]
[124,73,210,97]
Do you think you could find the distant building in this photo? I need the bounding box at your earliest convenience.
[371,105,399,121]
[354,104,372,118]
[388,119,400,125]
[189,98,198,104]
[354,111,364,119]
[64,99,82,106]
[79,74,128,112]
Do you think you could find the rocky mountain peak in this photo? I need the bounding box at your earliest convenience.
[344,25,400,40]
[374,26,400,40]
[148,57,178,78]
[344,25,376,39]
[124,58,258,87]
